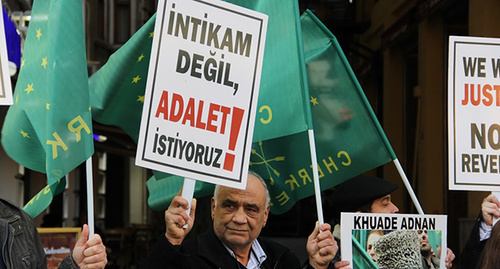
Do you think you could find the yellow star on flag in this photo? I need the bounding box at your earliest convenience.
[132,75,141,83]
[137,95,144,103]
[21,59,25,68]
[149,32,154,38]
[41,57,48,69]
[24,83,35,94]
[46,103,50,110]
[137,54,145,62]
[20,130,30,138]
[310,96,319,106]
[36,28,42,40]
[15,94,18,104]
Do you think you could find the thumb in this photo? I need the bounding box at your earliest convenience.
[189,198,197,220]
[76,224,89,247]
[309,221,320,240]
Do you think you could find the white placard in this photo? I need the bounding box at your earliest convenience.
[136,0,268,189]
[0,9,13,106]
[340,213,447,269]
[448,36,500,191]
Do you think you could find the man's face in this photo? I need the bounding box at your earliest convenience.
[370,194,399,213]
[418,230,432,253]
[211,174,270,252]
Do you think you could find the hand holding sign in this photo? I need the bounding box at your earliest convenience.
[481,193,500,226]
[307,222,337,269]
[164,189,197,245]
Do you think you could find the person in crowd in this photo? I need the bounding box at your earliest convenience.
[476,219,500,269]
[418,230,440,269]
[142,171,337,269]
[458,193,500,269]
[366,230,384,263]
[0,197,107,269]
[328,175,455,269]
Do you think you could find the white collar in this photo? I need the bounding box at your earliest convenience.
[223,239,267,269]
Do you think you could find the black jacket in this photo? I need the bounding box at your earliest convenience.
[142,227,308,269]
[0,198,77,269]
[457,212,487,269]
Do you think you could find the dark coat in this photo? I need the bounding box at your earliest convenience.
[142,228,307,269]
[457,212,487,269]
[0,198,77,269]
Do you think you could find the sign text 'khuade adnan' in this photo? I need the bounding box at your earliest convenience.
[353,215,436,230]
[341,213,448,269]
[136,0,268,190]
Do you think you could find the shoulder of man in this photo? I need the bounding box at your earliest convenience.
[0,198,29,220]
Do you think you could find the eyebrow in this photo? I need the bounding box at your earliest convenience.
[221,199,237,206]
[221,199,261,211]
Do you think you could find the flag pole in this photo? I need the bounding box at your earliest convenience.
[308,129,324,226]
[393,159,424,215]
[181,177,196,228]
[86,157,95,237]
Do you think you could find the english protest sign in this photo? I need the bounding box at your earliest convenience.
[136,0,268,189]
[448,36,500,191]
[341,212,447,269]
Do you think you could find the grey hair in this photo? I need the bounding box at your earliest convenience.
[214,170,271,207]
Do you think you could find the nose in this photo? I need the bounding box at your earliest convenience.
[391,202,399,213]
[231,207,248,224]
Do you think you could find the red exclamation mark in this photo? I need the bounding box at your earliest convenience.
[223,107,244,171]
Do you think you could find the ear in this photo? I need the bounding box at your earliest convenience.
[211,197,216,220]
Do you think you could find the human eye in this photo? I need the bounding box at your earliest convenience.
[245,206,260,216]
[222,201,237,211]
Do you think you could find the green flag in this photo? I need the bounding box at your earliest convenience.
[248,10,396,214]
[223,0,311,142]
[89,0,309,145]
[23,177,66,218]
[142,0,313,210]
[143,6,396,213]
[89,15,155,142]
[1,0,93,187]
[87,1,311,210]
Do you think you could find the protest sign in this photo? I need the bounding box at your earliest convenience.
[0,8,13,106]
[341,212,447,269]
[448,36,500,191]
[136,0,268,189]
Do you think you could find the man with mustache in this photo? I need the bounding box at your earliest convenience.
[143,171,337,269]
